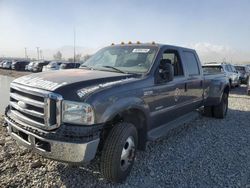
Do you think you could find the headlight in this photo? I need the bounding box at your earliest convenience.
[62,100,95,125]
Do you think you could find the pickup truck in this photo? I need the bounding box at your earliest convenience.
[4,43,229,182]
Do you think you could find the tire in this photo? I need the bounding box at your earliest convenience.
[213,92,228,119]
[229,80,233,89]
[100,122,138,183]
[203,106,213,117]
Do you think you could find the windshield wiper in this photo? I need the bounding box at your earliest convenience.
[102,66,127,74]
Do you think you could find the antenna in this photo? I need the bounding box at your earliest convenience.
[24,47,28,59]
[40,50,43,60]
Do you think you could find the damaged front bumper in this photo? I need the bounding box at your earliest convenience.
[4,116,100,163]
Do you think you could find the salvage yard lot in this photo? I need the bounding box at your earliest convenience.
[0,80,249,187]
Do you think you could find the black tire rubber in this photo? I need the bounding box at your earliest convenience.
[229,80,233,89]
[203,106,213,117]
[213,92,228,119]
[100,122,138,183]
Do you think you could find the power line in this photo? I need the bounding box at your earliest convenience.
[24,48,28,59]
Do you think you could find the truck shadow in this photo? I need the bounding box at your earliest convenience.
[229,84,248,96]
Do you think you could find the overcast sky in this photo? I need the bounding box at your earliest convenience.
[0,0,250,62]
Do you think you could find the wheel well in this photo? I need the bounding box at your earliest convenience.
[100,109,148,151]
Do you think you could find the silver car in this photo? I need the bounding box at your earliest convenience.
[2,60,12,69]
[25,61,36,71]
[203,62,240,88]
[42,61,63,72]
[235,65,250,84]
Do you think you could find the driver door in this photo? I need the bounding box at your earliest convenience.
[145,48,189,129]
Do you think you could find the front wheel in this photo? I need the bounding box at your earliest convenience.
[213,92,228,118]
[100,122,138,183]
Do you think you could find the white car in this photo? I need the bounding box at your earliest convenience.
[203,62,240,88]
[2,60,12,69]
[25,61,35,71]
[42,61,63,72]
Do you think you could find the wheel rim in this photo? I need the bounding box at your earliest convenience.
[120,136,135,171]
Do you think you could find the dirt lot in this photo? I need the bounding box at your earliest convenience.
[0,69,30,78]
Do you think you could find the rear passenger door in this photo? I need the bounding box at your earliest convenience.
[182,50,203,109]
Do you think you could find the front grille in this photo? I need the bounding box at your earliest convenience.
[9,82,63,130]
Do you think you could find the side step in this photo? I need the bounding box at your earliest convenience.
[147,111,199,141]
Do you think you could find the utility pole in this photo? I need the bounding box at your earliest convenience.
[40,50,43,60]
[24,47,28,59]
[73,28,76,64]
[36,47,40,60]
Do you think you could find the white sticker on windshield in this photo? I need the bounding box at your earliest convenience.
[132,49,150,53]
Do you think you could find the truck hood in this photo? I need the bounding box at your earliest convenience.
[13,69,135,91]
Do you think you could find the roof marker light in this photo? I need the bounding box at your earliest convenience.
[121,41,125,45]
[128,41,132,44]
[136,41,140,44]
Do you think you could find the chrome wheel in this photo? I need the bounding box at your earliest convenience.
[120,136,135,171]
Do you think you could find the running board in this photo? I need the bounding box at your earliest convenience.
[147,111,199,141]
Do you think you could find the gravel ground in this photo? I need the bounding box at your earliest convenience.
[0,69,30,78]
[0,86,250,188]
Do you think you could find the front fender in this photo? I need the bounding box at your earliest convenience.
[99,97,150,125]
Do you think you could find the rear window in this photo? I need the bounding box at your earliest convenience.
[235,66,245,72]
[202,66,223,74]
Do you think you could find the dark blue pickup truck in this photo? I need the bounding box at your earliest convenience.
[4,43,229,182]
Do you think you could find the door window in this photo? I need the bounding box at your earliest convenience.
[162,50,184,76]
[184,52,200,76]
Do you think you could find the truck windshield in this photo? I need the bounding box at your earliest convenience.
[80,46,158,74]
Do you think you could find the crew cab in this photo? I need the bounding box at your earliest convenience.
[4,43,229,182]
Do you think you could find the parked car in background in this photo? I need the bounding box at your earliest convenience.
[25,61,36,71]
[59,62,80,70]
[2,60,12,69]
[248,79,250,95]
[234,65,250,84]
[0,60,5,68]
[42,61,63,71]
[203,62,239,88]
[32,60,50,72]
[11,60,30,71]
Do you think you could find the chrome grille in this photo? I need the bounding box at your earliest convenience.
[9,82,63,130]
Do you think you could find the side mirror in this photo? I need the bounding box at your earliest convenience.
[158,59,174,83]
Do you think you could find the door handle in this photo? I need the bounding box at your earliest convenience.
[185,83,187,92]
